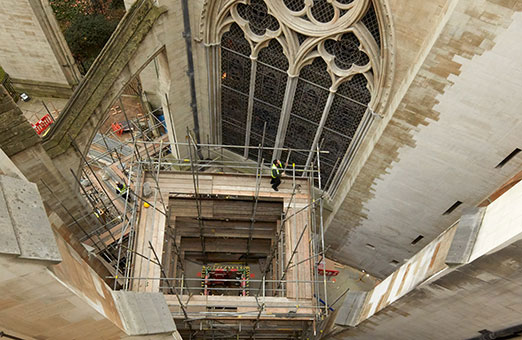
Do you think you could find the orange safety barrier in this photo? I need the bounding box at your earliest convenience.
[31,113,53,135]
[111,122,123,135]
[318,268,340,277]
[318,261,339,277]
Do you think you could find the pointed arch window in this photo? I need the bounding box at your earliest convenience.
[213,0,387,195]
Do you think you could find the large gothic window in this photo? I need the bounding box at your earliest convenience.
[212,0,385,195]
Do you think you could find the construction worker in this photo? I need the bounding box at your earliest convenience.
[271,159,285,191]
[93,208,108,224]
[116,182,130,202]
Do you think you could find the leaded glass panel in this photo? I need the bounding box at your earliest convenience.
[222,88,249,128]
[337,73,371,104]
[280,149,309,170]
[251,99,281,138]
[317,160,335,188]
[249,133,276,162]
[254,64,286,107]
[258,39,289,71]
[324,33,369,70]
[291,80,328,124]
[221,23,251,151]
[283,0,305,12]
[284,114,318,159]
[222,49,251,95]
[310,0,335,23]
[362,2,381,48]
[325,96,365,138]
[249,99,281,160]
[222,23,251,57]
[299,57,331,89]
[319,129,351,168]
[223,120,247,147]
[222,88,249,146]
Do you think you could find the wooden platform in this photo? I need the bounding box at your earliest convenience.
[131,171,315,311]
[165,294,314,319]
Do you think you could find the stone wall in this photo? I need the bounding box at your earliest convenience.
[330,179,522,340]
[0,173,178,339]
[42,0,166,159]
[0,0,80,96]
[0,85,40,156]
[325,0,522,278]
[0,174,123,339]
[154,0,207,156]
[0,85,92,235]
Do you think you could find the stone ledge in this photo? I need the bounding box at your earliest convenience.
[0,178,20,255]
[10,78,73,99]
[334,291,368,327]
[0,86,40,157]
[0,175,62,262]
[446,207,485,265]
[112,291,177,336]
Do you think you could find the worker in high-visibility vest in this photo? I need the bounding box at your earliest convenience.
[116,182,130,202]
[93,208,108,223]
[271,159,285,191]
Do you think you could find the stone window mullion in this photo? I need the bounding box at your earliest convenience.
[206,44,221,144]
[243,58,258,158]
[328,108,374,195]
[304,89,335,173]
[273,74,298,161]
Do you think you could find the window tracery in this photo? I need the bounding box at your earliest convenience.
[238,0,280,36]
[280,0,360,27]
[324,33,370,70]
[309,1,335,24]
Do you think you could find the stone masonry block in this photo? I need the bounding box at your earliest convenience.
[112,291,176,336]
[0,179,21,255]
[0,175,61,262]
[0,86,40,157]
[446,207,485,265]
[334,291,368,327]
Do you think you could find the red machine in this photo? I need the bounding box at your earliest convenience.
[201,265,250,296]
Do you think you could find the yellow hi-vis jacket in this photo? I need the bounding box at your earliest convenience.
[271,163,283,178]
[117,183,127,194]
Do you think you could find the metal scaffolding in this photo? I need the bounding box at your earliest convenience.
[70,102,332,339]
